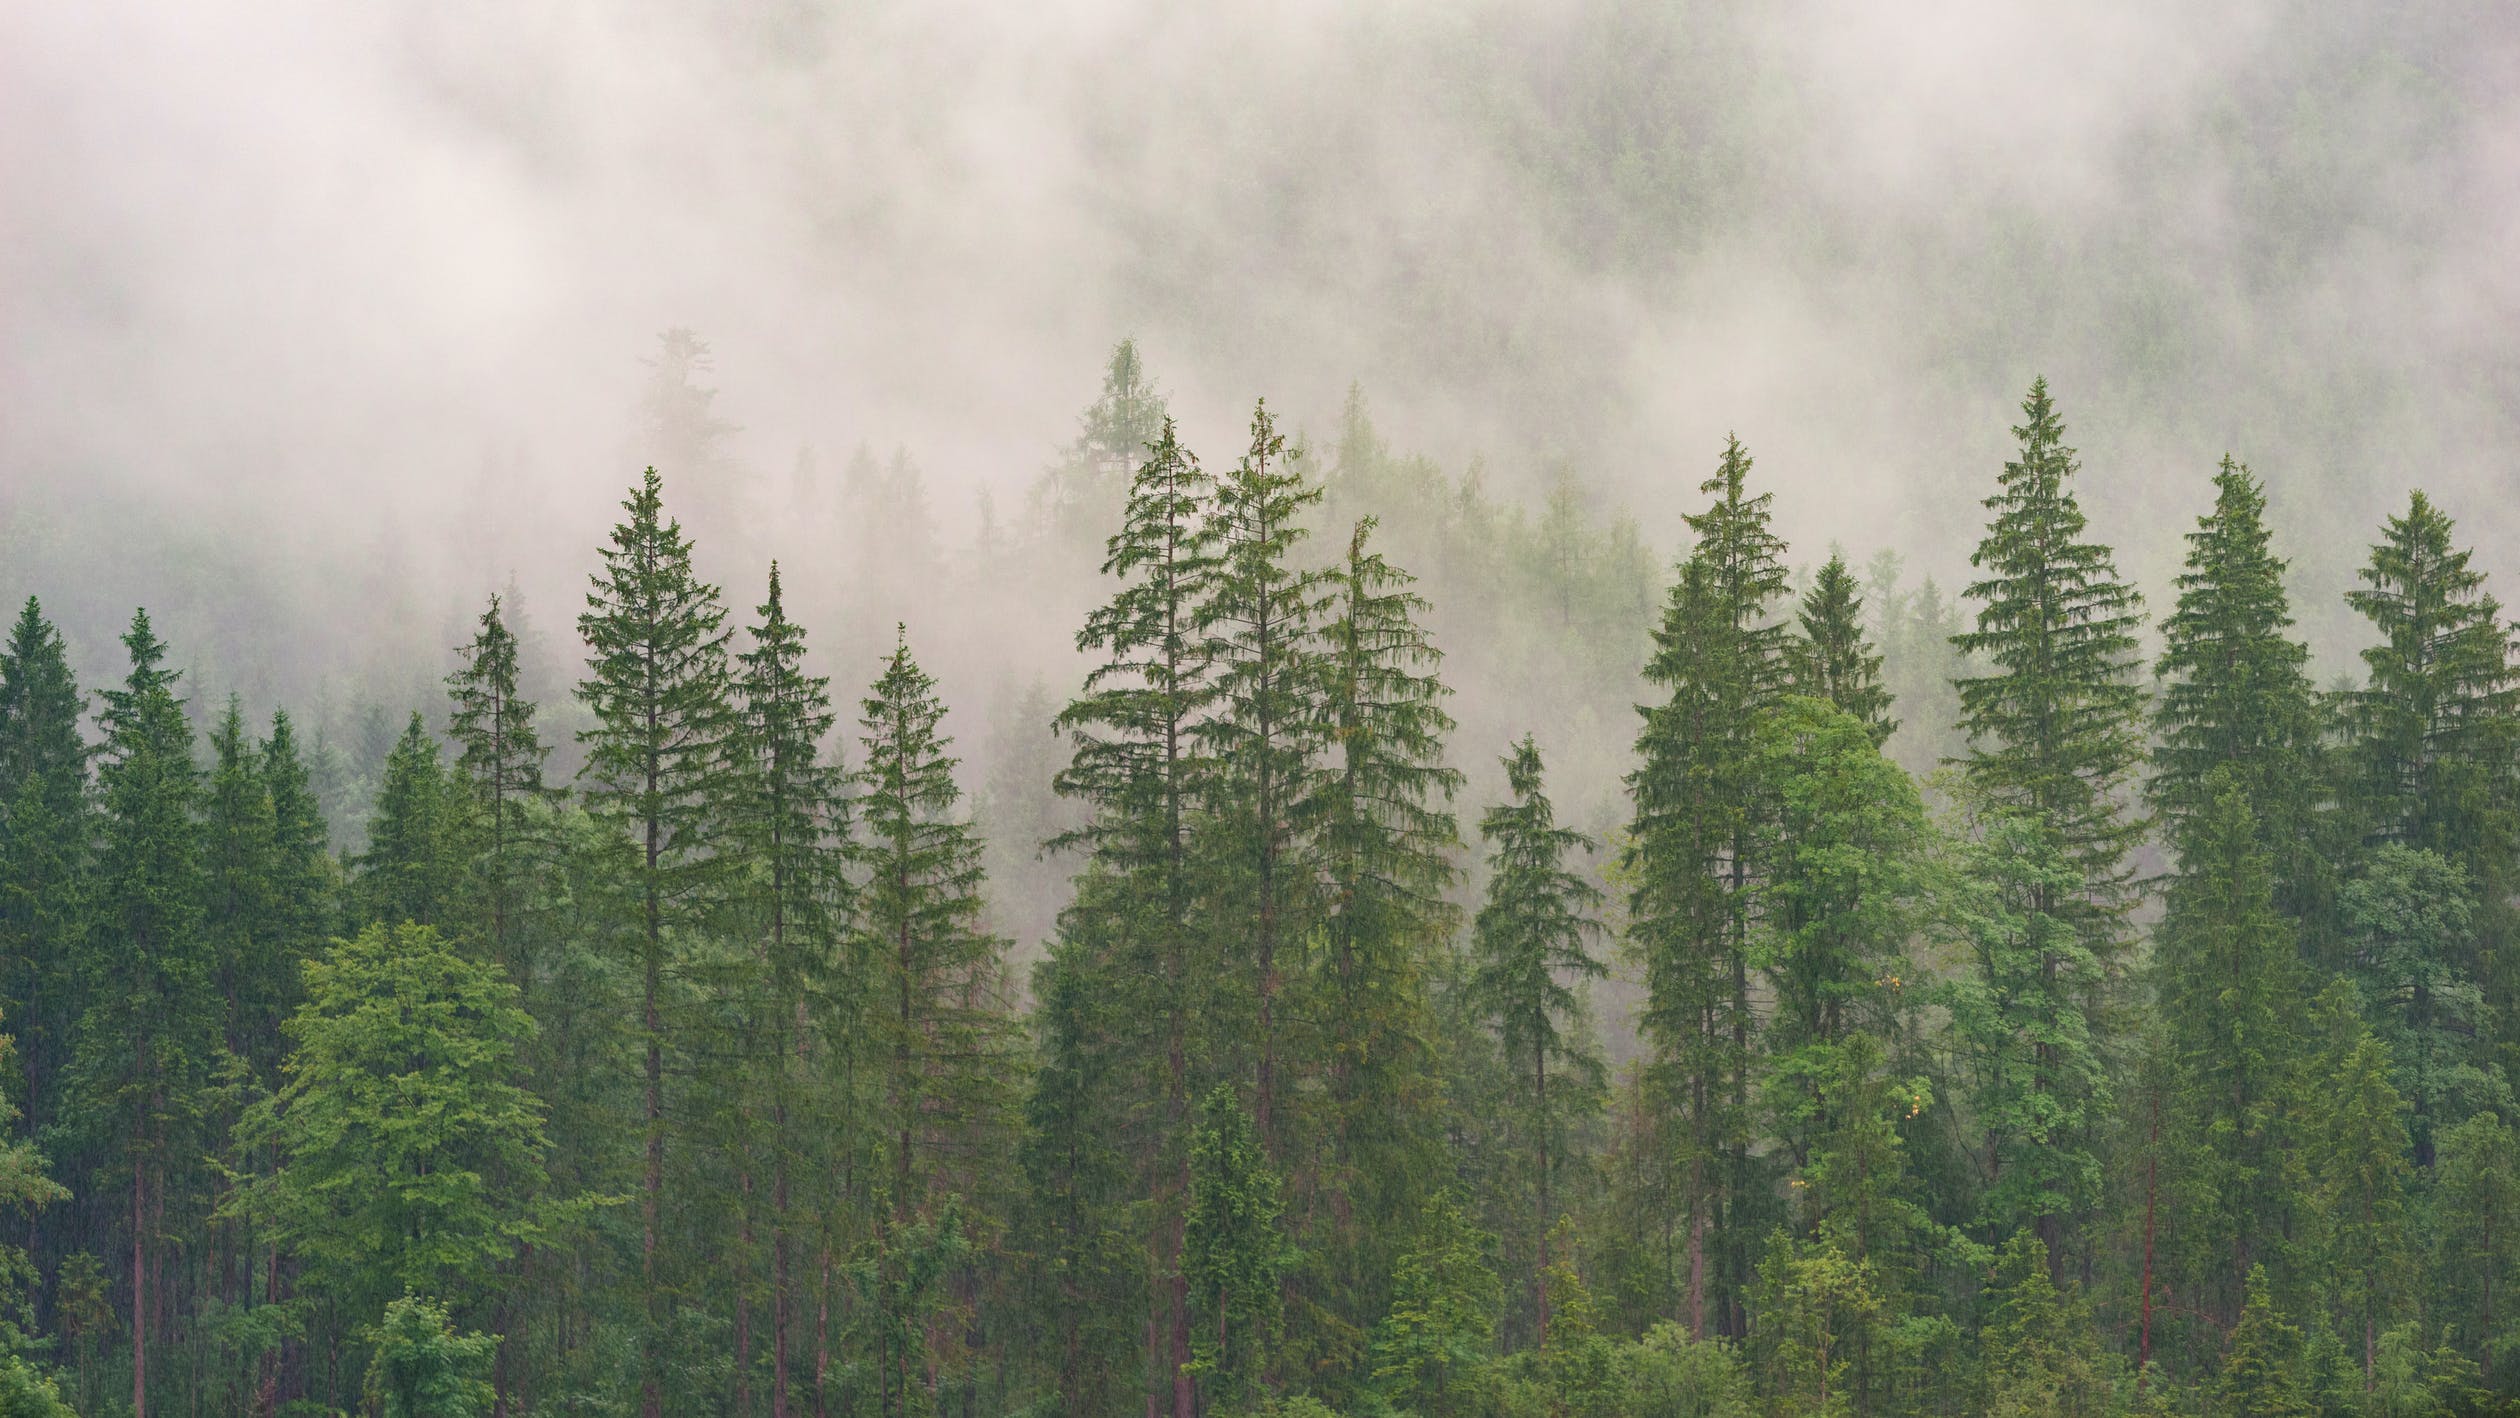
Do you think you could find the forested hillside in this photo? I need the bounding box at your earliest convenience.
[4,348,2518,1418]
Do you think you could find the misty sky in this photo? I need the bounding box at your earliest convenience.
[5,0,2516,670]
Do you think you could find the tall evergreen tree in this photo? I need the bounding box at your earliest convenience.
[1303,515,1461,1369]
[1469,735,1605,1344]
[0,598,90,1140]
[2152,775,2310,1328]
[853,630,1016,1415]
[2317,1028,2412,1389]
[1035,339,1168,552]
[575,465,733,1418]
[1950,378,2147,1271]
[1047,415,1220,1417]
[353,714,462,932]
[1626,434,1789,1338]
[2337,846,2487,1168]
[1184,1085,1292,1411]
[446,593,558,985]
[203,697,281,1079]
[2433,1111,2519,1383]
[725,564,850,1418]
[1793,555,1895,747]
[2151,459,2329,930]
[69,610,213,1418]
[2341,490,2520,864]
[1197,398,1329,1155]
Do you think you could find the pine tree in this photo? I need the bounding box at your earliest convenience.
[1752,697,1928,1168]
[2337,845,2486,1169]
[575,465,733,1418]
[445,593,558,986]
[1304,515,1461,1366]
[1184,1085,1293,1411]
[1942,810,2107,1260]
[1048,415,1221,1418]
[1625,434,1790,1339]
[2151,459,2330,931]
[853,630,1016,1414]
[259,709,335,1029]
[204,697,281,1077]
[353,714,462,931]
[2152,775,2309,1328]
[1035,338,1168,553]
[69,610,213,1418]
[2317,1029,2411,1388]
[1469,735,1605,1341]
[724,563,850,1418]
[1794,555,1895,747]
[1367,1190,1501,1416]
[2342,490,2520,865]
[854,629,1013,1212]
[1197,398,1330,1155]
[2216,1267,2312,1418]
[1950,378,2146,1272]
[1974,1232,2107,1418]
[2433,1111,2519,1382]
[0,597,90,1141]
[1953,378,2149,895]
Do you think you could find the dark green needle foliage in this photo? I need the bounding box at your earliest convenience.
[1185,1084,1294,1411]
[1470,735,1604,1336]
[2151,459,2329,925]
[1793,554,1895,747]
[0,598,90,1139]
[354,713,464,932]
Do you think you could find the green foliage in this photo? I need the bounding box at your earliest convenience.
[1792,556,1894,748]
[228,922,561,1326]
[0,598,90,1148]
[1370,1190,1502,1416]
[354,713,464,931]
[0,1355,76,1418]
[1623,435,1790,1340]
[2151,458,2331,932]
[2338,847,2495,1166]
[2314,1029,2411,1387]
[2217,1268,2311,1418]
[362,1293,497,1418]
[1953,377,2150,901]
[2342,491,2520,868]
[1188,1085,1296,1407]
[2431,1111,2520,1379]
[1470,735,1605,1326]
[1976,1232,2112,1418]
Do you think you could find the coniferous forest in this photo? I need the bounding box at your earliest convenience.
[6,336,2520,1418]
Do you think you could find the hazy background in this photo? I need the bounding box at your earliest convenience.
[5,0,2517,940]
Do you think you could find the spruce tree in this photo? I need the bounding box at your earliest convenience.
[1036,338,1168,553]
[70,610,213,1418]
[2342,490,2520,864]
[1625,434,1789,1338]
[1184,1085,1293,1411]
[2216,1267,2312,1418]
[446,593,557,985]
[0,597,90,1140]
[1793,555,1895,746]
[1304,515,1461,1363]
[2152,775,2309,1327]
[853,630,1016,1414]
[353,714,462,931]
[260,710,335,1024]
[203,697,284,1081]
[2317,1029,2412,1388]
[1953,379,2149,892]
[2433,1111,2519,1382]
[575,465,733,1418]
[2338,846,2486,1168]
[725,563,850,1418]
[2151,459,2329,930]
[1950,377,2146,1272]
[1047,415,1219,1417]
[1469,735,1605,1341]
[854,629,1013,1211]
[1197,398,1329,1154]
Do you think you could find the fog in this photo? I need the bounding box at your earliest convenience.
[5,0,2517,808]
